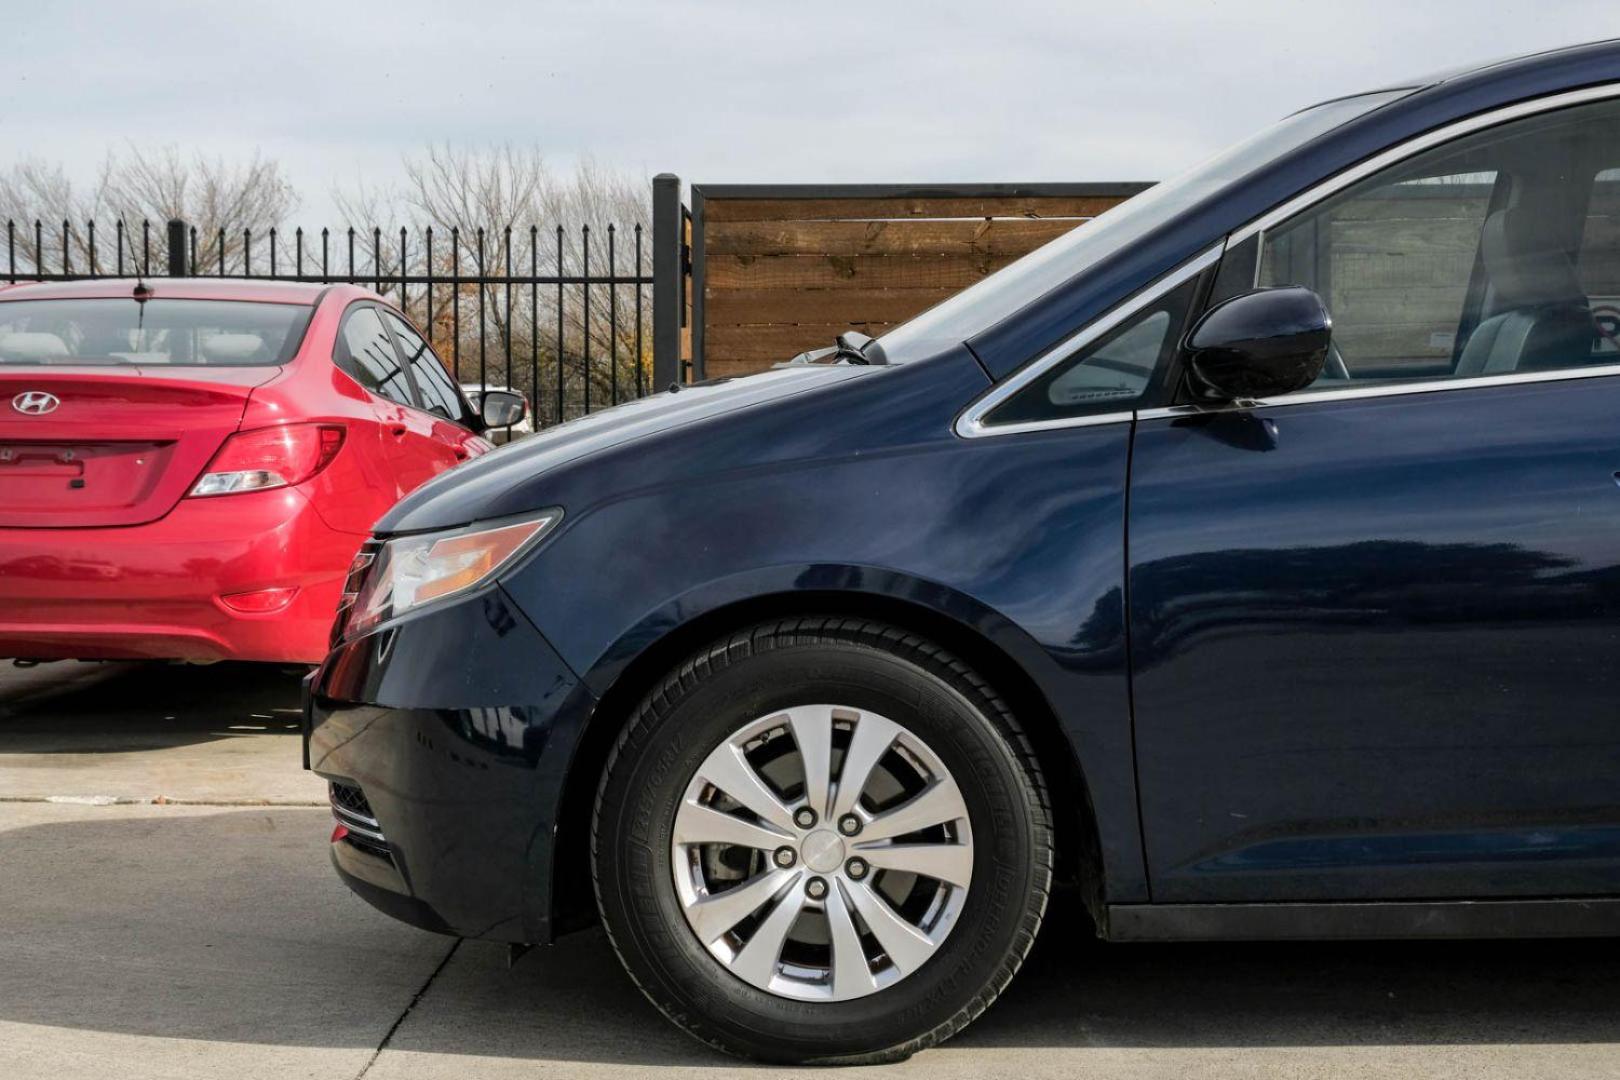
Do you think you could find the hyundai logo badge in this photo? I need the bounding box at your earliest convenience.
[11,391,60,415]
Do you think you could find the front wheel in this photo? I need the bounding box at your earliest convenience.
[592,618,1052,1064]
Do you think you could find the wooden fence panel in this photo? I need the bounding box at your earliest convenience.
[692,184,1151,377]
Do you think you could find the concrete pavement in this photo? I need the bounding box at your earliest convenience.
[4,660,1620,1079]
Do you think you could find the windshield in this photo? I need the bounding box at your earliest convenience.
[877,89,1411,358]
[0,298,313,366]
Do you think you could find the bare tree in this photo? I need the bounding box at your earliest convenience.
[334,144,650,417]
[0,145,297,276]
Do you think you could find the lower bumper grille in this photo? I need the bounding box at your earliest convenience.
[329,781,391,859]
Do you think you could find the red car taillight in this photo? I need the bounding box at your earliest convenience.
[189,423,345,497]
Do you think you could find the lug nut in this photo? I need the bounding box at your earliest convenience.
[774,846,797,869]
[806,876,828,900]
[845,856,869,880]
[793,807,818,829]
[838,813,862,836]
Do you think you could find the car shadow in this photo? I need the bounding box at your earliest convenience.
[4,807,1619,1072]
[439,902,1620,1063]
[0,660,304,753]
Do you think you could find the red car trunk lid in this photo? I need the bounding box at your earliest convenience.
[0,367,278,528]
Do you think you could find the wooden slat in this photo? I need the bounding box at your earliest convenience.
[705,218,1081,257]
[706,323,900,363]
[1329,285,1469,324]
[706,358,779,379]
[705,253,1018,290]
[704,195,1131,222]
[1335,323,1458,361]
[1333,196,1494,221]
[1330,216,1487,254]
[705,287,957,325]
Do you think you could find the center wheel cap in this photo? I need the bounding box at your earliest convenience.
[800,829,846,873]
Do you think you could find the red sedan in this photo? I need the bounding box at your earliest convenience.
[0,278,518,664]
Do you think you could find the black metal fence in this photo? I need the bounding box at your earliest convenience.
[2,214,662,429]
[0,175,1147,428]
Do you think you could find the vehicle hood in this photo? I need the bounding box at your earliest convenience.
[377,363,884,534]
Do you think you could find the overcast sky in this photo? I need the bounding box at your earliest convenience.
[3,2,1615,223]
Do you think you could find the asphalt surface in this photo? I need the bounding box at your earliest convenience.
[4,660,1620,1079]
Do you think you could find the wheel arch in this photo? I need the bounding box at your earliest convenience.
[546,578,1110,937]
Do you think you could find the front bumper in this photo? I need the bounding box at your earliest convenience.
[305,584,593,943]
[0,486,359,663]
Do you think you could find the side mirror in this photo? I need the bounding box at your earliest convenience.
[1183,286,1331,400]
[480,389,528,429]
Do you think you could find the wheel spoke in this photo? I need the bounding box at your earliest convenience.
[858,777,967,844]
[730,877,807,985]
[825,880,877,999]
[697,741,796,833]
[787,705,835,818]
[842,878,937,974]
[831,711,901,820]
[688,867,797,944]
[853,841,973,888]
[673,799,793,850]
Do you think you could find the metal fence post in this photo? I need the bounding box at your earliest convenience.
[166,219,187,277]
[651,174,683,389]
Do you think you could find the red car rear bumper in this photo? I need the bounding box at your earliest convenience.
[0,486,363,663]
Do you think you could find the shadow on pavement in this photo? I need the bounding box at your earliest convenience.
[4,807,1620,1069]
[0,660,303,753]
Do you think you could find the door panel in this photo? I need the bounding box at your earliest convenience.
[1129,378,1620,901]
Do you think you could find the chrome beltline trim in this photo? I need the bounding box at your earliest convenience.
[1232,83,1620,248]
[1137,361,1620,419]
[954,243,1224,439]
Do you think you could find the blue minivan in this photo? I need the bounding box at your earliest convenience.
[307,40,1620,1064]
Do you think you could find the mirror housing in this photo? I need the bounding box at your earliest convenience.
[1184,286,1331,400]
[479,389,528,429]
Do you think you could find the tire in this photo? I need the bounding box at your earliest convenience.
[592,617,1052,1064]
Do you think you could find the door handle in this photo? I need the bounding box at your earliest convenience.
[389,425,408,438]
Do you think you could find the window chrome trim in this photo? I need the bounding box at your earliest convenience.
[1137,361,1620,420]
[1232,82,1620,248]
[954,243,1223,439]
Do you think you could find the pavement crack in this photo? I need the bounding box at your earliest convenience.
[355,937,462,1079]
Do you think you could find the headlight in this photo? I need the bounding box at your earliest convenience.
[337,509,561,640]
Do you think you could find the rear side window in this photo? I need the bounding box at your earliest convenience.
[0,298,311,366]
[382,311,468,423]
[335,306,415,407]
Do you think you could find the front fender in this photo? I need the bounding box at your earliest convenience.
[503,417,1149,901]
[577,562,1059,700]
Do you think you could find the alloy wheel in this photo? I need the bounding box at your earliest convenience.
[670,704,973,1001]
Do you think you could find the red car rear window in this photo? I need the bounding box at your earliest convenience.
[0,298,313,367]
